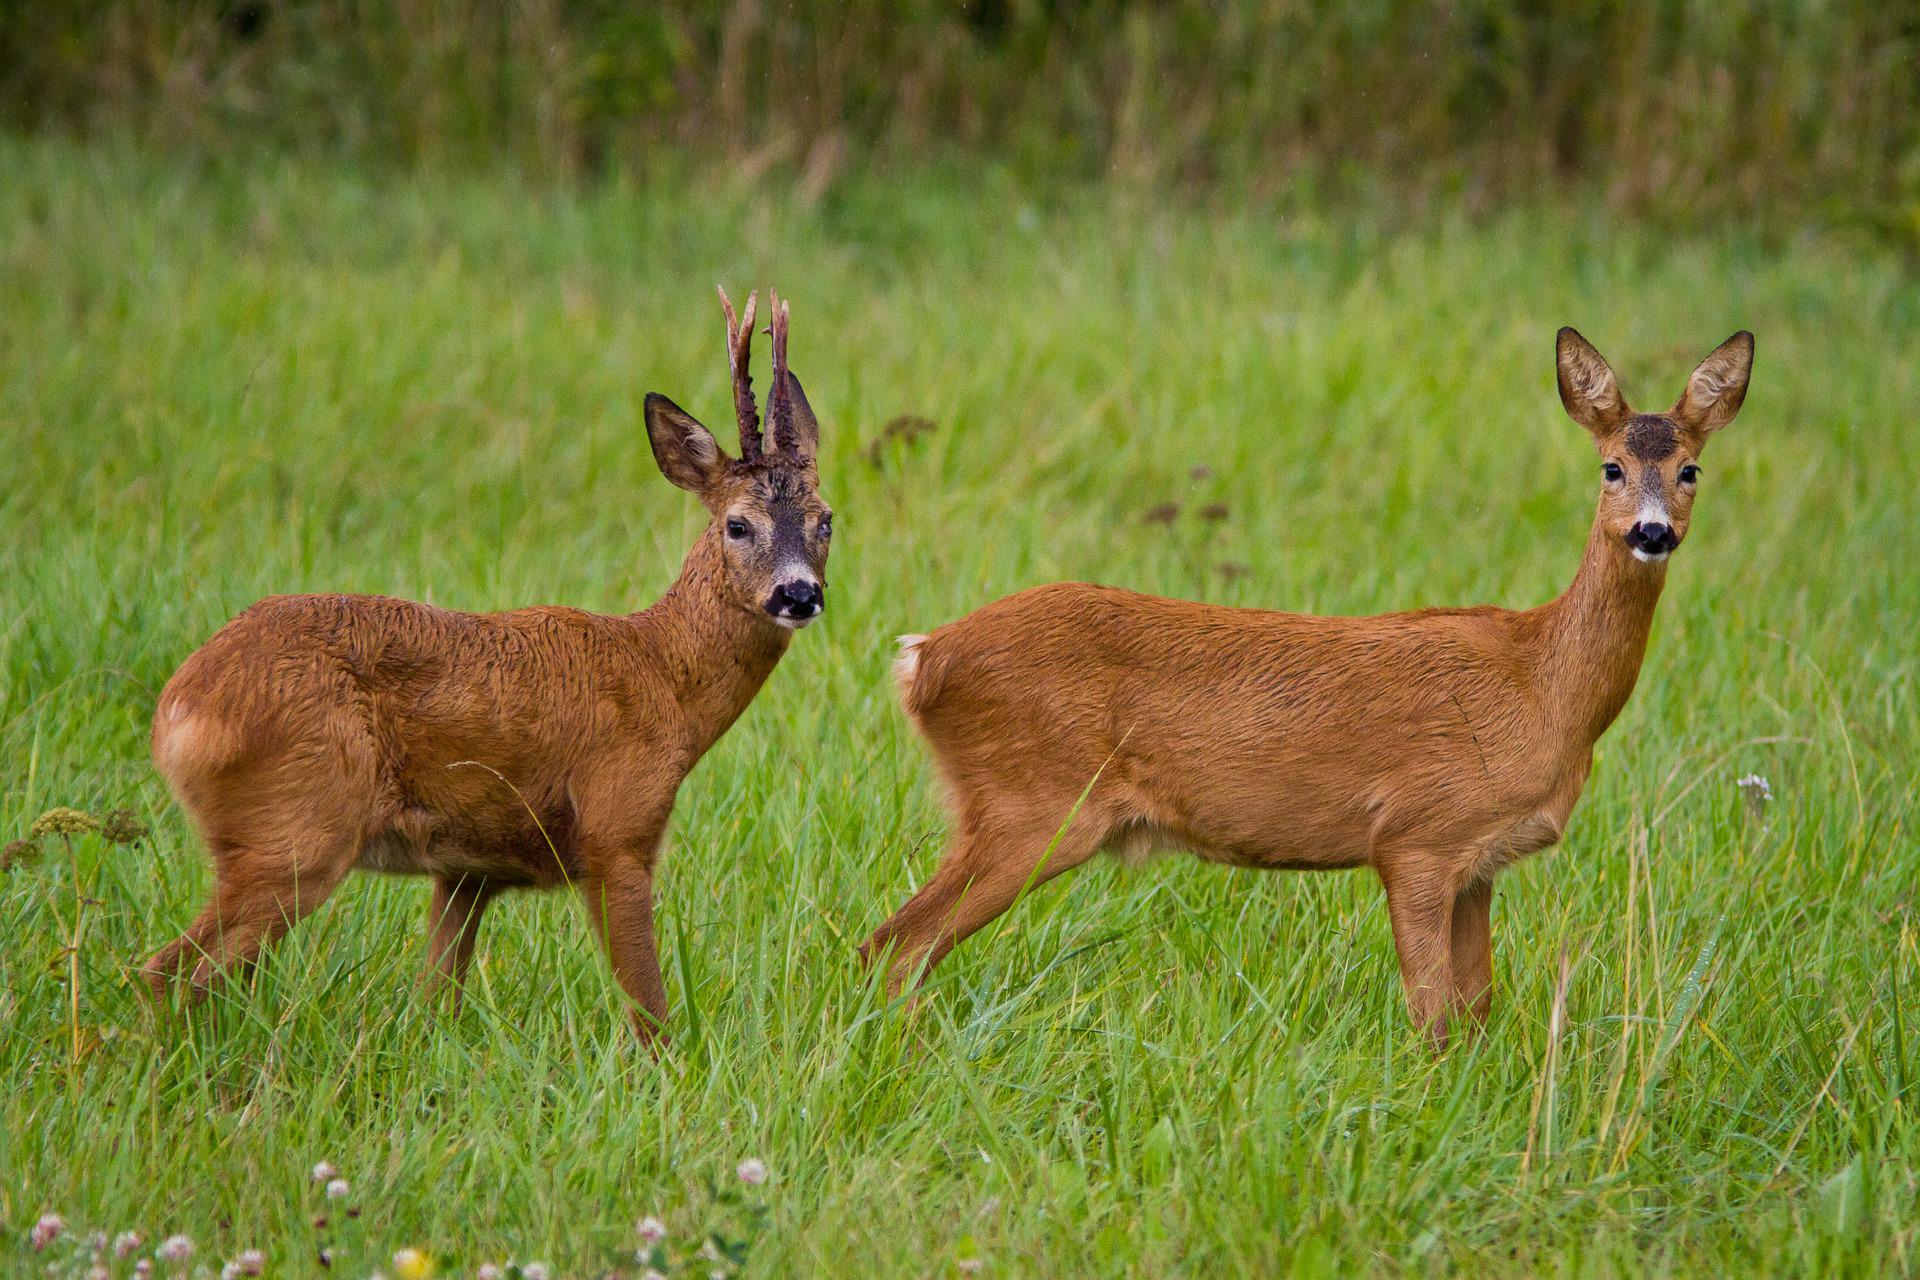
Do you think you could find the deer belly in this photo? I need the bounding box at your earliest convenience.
[1474,810,1567,877]
[356,830,431,874]
[355,806,578,884]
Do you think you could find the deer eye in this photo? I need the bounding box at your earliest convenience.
[1602,462,1625,483]
[817,515,833,540]
[725,517,751,540]
[1678,464,1700,485]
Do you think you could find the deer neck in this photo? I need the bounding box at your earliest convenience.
[1534,510,1669,746]
[635,528,792,754]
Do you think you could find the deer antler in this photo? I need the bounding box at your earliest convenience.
[718,285,761,461]
[766,290,799,457]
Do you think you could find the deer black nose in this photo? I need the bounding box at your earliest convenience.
[1625,522,1679,556]
[765,578,823,621]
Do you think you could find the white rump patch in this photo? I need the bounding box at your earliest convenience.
[894,634,928,689]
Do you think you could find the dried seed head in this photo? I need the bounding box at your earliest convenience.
[31,807,99,837]
[100,808,150,844]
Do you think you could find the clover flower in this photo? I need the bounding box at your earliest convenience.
[157,1233,195,1262]
[312,1160,339,1182]
[31,1213,65,1250]
[636,1215,667,1245]
[326,1177,352,1200]
[115,1231,145,1258]
[735,1157,768,1186]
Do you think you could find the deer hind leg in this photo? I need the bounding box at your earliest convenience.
[1449,876,1495,1030]
[143,843,354,1002]
[419,874,499,1003]
[860,805,1107,998]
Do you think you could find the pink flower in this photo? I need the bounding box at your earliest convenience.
[476,1266,504,1280]
[31,1213,65,1250]
[636,1215,667,1245]
[325,1177,351,1200]
[735,1157,768,1186]
[157,1233,195,1262]
[115,1231,145,1258]
[311,1160,338,1182]
[133,1261,155,1278]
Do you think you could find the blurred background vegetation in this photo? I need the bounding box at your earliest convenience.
[4,0,1918,236]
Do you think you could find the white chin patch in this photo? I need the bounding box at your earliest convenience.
[771,613,816,630]
[1630,547,1669,564]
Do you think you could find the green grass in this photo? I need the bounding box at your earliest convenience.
[1,138,1915,1278]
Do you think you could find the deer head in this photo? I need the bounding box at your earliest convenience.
[1556,328,1754,563]
[644,287,834,627]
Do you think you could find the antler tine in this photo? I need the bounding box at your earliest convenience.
[718,284,761,460]
[767,289,796,457]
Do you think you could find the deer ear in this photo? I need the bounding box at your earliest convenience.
[1556,327,1631,437]
[645,393,729,493]
[780,370,821,460]
[1672,331,1754,436]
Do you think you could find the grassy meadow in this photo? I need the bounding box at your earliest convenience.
[1,139,1917,1276]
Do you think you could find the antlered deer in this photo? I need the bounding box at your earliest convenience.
[863,329,1753,1046]
[145,288,833,1045]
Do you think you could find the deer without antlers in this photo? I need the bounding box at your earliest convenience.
[863,328,1754,1047]
[144,287,834,1045]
